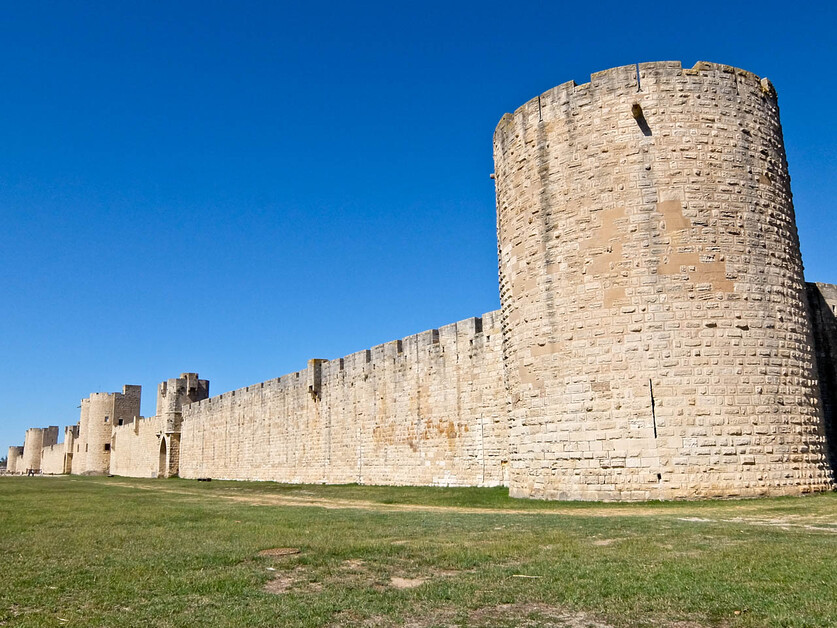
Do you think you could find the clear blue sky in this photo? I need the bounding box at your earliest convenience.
[2,1,835,453]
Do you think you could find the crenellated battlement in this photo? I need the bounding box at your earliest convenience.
[84,385,141,403]
[186,311,500,413]
[495,61,775,147]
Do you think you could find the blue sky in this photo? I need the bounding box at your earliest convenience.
[2,1,835,453]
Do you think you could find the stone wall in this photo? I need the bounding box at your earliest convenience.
[180,312,508,487]
[808,282,837,469]
[40,442,66,475]
[110,416,164,478]
[494,61,833,500]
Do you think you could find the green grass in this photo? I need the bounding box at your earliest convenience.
[0,476,835,627]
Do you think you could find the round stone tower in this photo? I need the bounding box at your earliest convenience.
[73,385,142,475]
[494,61,834,500]
[22,428,46,473]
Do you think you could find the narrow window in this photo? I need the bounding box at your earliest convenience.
[104,416,109,423]
[117,419,123,426]
[104,444,111,451]
[85,444,88,452]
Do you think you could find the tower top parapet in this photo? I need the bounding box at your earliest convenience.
[496,60,776,143]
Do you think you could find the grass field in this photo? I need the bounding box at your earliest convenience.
[0,476,834,627]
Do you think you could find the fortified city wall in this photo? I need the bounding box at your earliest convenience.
[41,441,66,475]
[110,415,165,478]
[179,313,508,487]
[4,61,835,501]
[494,61,833,499]
[68,374,210,478]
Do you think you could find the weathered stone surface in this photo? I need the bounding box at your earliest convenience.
[179,313,508,487]
[494,61,834,499]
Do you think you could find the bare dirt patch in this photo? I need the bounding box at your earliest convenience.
[591,538,621,546]
[390,576,425,589]
[258,547,301,557]
[263,567,323,595]
[263,556,456,597]
[263,575,295,594]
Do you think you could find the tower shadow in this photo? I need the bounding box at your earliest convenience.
[808,283,837,476]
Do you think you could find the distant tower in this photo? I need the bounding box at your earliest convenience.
[72,386,141,475]
[493,61,834,500]
[156,373,209,477]
[7,446,24,474]
[21,427,58,474]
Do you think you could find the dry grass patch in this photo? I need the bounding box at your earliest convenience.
[263,555,458,596]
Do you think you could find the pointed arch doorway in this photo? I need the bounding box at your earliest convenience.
[158,437,168,478]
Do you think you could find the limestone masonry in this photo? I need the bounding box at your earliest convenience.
[5,61,836,500]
